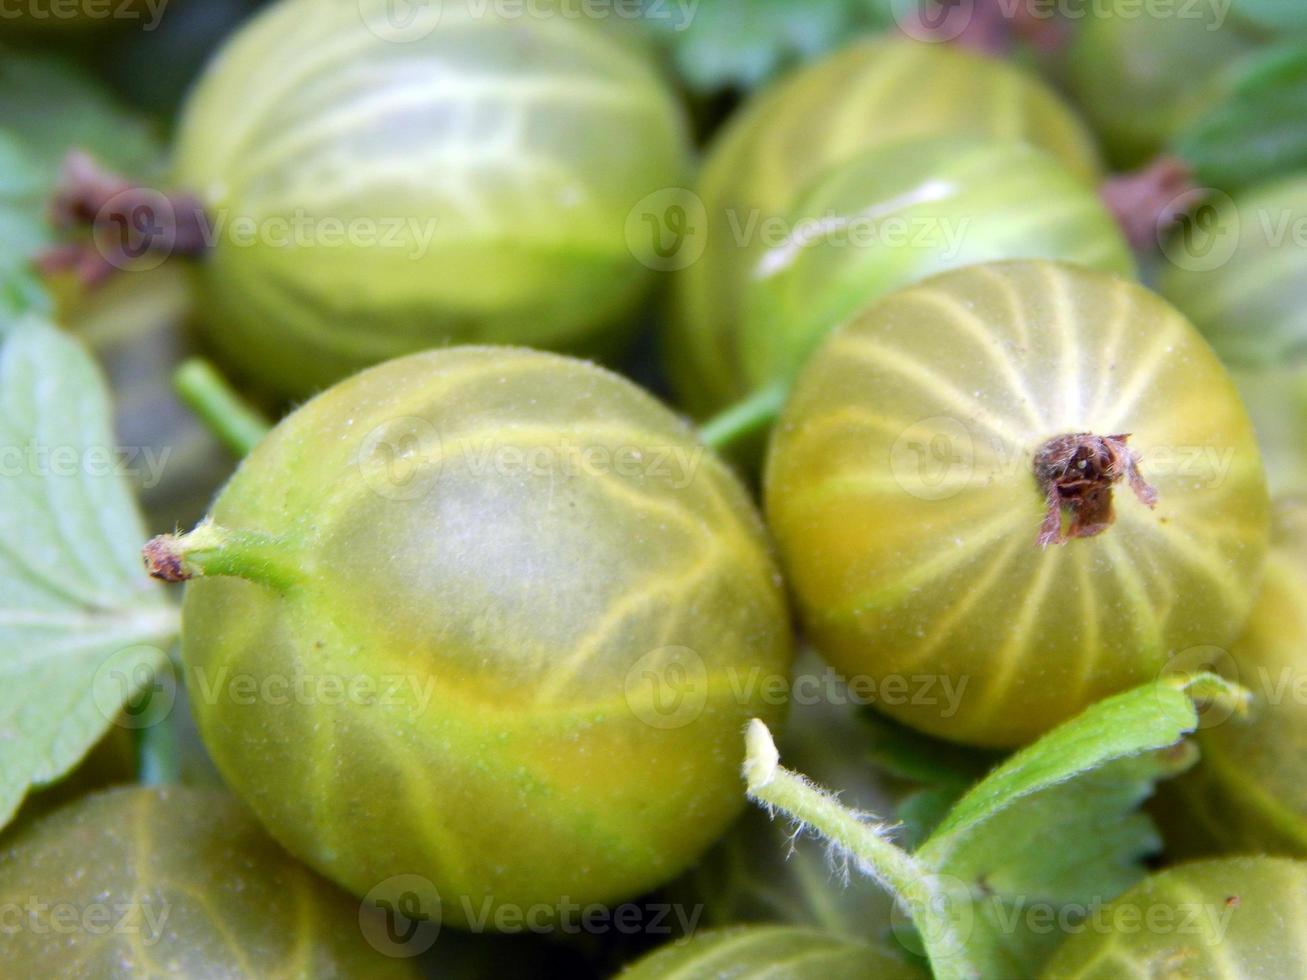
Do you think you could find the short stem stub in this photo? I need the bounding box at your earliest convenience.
[144,523,301,592]
[1033,433,1158,547]
[39,150,211,287]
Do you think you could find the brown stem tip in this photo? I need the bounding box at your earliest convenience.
[39,150,211,288]
[143,535,193,583]
[1033,433,1158,548]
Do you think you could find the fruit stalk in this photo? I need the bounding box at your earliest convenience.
[743,720,975,980]
[174,358,272,457]
[143,523,300,591]
[698,379,788,452]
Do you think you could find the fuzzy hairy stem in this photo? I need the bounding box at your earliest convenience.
[743,720,979,979]
[174,359,272,458]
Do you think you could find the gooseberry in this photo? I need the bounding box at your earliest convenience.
[167,0,689,396]
[0,786,417,977]
[1041,857,1307,978]
[618,925,924,979]
[764,260,1269,747]
[1064,0,1264,169]
[147,346,792,928]
[1158,175,1307,371]
[665,35,1102,416]
[740,136,1135,395]
[1158,497,1307,857]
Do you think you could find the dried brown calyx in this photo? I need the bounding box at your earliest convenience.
[1033,433,1158,547]
[39,150,211,287]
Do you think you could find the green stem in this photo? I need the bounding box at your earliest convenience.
[743,720,978,980]
[174,358,272,457]
[136,713,179,786]
[143,522,301,592]
[698,380,788,452]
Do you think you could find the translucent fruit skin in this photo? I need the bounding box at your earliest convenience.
[618,926,924,979]
[1065,1,1263,169]
[180,347,792,927]
[741,137,1135,393]
[1042,857,1307,978]
[1158,176,1307,371]
[666,36,1102,416]
[1159,499,1307,856]
[173,0,690,397]
[0,786,415,979]
[765,260,1269,747]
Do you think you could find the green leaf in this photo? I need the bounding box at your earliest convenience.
[0,315,179,830]
[0,46,162,185]
[641,0,891,94]
[0,130,52,321]
[1176,41,1307,191]
[744,674,1248,980]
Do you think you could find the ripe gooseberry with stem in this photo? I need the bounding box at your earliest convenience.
[1041,857,1307,978]
[0,786,418,977]
[144,346,793,928]
[49,0,691,398]
[665,34,1102,417]
[764,260,1269,747]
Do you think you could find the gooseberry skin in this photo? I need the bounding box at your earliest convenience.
[618,926,924,979]
[1158,499,1307,857]
[764,260,1269,748]
[178,347,792,927]
[1041,857,1307,978]
[740,137,1135,394]
[0,786,416,978]
[1158,176,1307,371]
[666,36,1102,416]
[1064,1,1263,169]
[172,0,690,397]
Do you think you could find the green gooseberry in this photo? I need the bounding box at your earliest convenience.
[1158,497,1307,857]
[765,260,1269,747]
[740,136,1135,395]
[618,925,925,979]
[1064,0,1264,169]
[665,34,1102,417]
[171,0,690,397]
[0,786,417,978]
[1041,857,1307,978]
[1158,175,1307,371]
[150,347,792,928]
